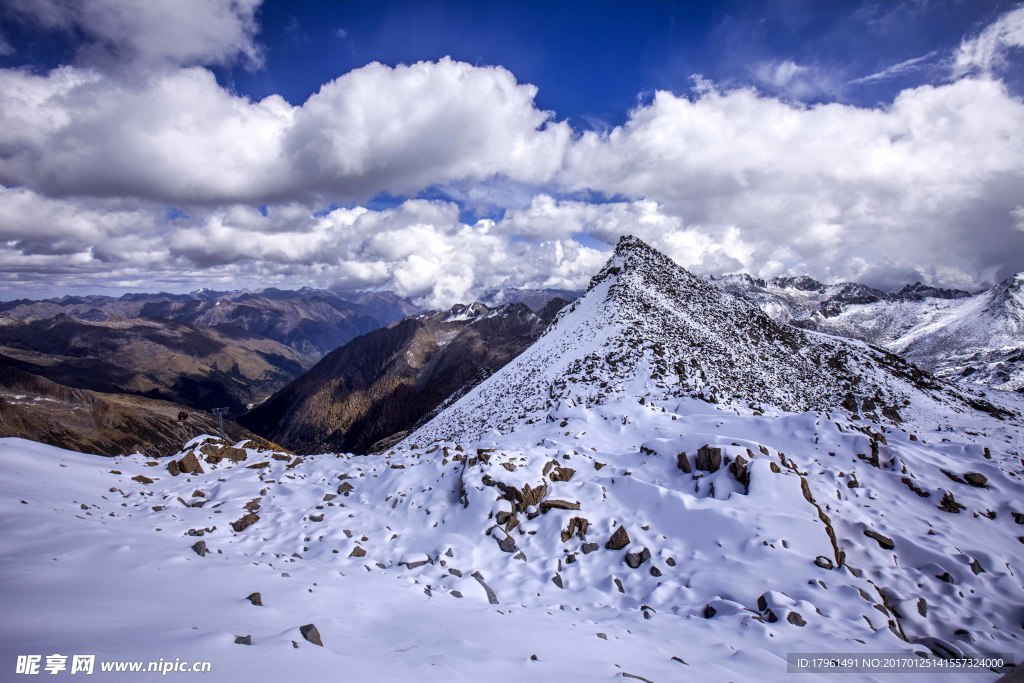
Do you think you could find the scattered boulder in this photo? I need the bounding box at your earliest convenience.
[963,472,988,488]
[400,554,433,569]
[131,474,154,485]
[166,459,180,476]
[552,573,564,589]
[231,513,260,533]
[729,454,750,489]
[548,465,576,482]
[309,514,324,523]
[786,611,806,627]
[938,491,966,513]
[191,541,208,557]
[177,452,205,475]
[471,571,499,604]
[234,635,251,645]
[625,547,651,569]
[581,542,600,554]
[338,482,355,496]
[246,592,262,606]
[348,546,366,558]
[676,453,692,473]
[695,445,722,472]
[605,525,630,550]
[814,556,834,570]
[299,623,323,646]
[703,604,716,618]
[561,516,590,542]
[245,461,270,470]
[202,445,248,464]
[495,532,516,553]
[540,499,580,512]
[863,529,895,550]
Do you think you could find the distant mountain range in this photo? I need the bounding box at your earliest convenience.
[4,263,1021,457]
[239,299,568,453]
[0,362,265,456]
[712,273,1024,391]
[1,287,420,359]
[0,287,421,453]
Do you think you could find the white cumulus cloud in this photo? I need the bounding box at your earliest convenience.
[0,58,569,205]
[3,0,263,68]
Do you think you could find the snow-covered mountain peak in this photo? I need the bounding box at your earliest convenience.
[892,282,972,302]
[987,272,1024,313]
[443,302,489,322]
[768,274,826,292]
[409,237,1003,445]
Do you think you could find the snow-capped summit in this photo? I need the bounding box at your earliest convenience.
[409,236,998,444]
[891,282,972,302]
[767,274,825,291]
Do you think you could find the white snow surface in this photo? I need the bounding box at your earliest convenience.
[2,389,1022,681]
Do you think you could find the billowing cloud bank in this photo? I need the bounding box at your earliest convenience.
[1,1,1023,305]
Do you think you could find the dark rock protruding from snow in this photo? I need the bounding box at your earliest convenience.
[299,623,323,646]
[696,446,723,472]
[606,526,630,551]
[625,547,651,569]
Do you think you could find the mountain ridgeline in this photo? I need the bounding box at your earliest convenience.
[239,299,568,453]
[714,271,1024,391]
[0,287,420,454]
[408,236,1012,445]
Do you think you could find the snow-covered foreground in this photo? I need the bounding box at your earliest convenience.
[2,388,1022,681]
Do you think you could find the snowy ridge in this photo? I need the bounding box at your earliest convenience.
[408,236,995,445]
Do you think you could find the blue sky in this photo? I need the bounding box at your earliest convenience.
[0,1,1022,304]
[227,0,1021,118]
